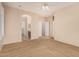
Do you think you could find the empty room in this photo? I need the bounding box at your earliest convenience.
[0,2,79,57]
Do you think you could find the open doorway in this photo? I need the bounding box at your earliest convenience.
[21,15,31,41]
[42,21,49,38]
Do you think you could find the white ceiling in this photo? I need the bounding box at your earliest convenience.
[3,2,76,17]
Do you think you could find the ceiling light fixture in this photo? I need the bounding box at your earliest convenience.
[42,3,49,10]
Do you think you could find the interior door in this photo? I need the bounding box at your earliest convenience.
[45,22,49,36]
[42,22,45,36]
[42,21,49,37]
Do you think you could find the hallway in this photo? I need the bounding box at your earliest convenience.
[0,38,79,57]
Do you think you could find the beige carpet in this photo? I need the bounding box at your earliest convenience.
[0,38,79,57]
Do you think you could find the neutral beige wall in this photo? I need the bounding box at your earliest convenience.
[54,3,79,47]
[3,6,22,44]
[3,6,44,45]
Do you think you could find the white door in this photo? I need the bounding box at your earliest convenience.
[42,21,49,36]
[45,22,49,36]
[42,22,45,36]
[38,21,42,37]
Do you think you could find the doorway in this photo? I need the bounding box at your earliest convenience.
[21,15,31,41]
[42,21,49,37]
